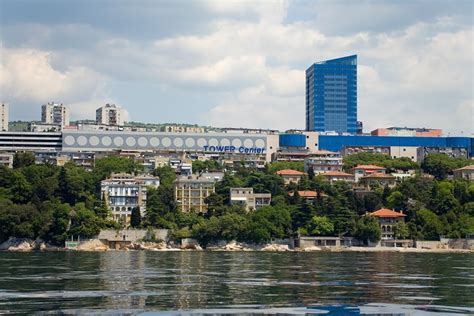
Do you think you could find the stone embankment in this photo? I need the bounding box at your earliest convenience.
[0,237,62,252]
[1,237,473,253]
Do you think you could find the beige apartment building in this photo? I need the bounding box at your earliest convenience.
[174,176,215,213]
[230,188,271,211]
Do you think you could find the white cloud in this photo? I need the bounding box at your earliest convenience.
[1,2,472,135]
[0,46,109,120]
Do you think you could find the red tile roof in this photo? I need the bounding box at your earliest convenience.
[322,171,354,177]
[288,190,327,198]
[353,164,386,170]
[370,208,406,218]
[276,169,306,176]
[360,173,395,179]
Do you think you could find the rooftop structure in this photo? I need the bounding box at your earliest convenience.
[371,127,442,137]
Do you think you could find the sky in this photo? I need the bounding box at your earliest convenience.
[0,0,473,135]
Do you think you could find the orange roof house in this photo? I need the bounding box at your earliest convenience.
[369,208,406,240]
[276,169,306,185]
[369,208,406,218]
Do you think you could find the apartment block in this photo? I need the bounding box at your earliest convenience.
[96,104,125,126]
[304,150,343,174]
[101,173,160,226]
[174,176,215,213]
[230,188,271,211]
[41,102,70,128]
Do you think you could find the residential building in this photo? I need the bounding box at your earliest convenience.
[96,104,125,126]
[342,146,390,156]
[0,103,8,131]
[305,55,357,134]
[453,165,474,182]
[199,171,225,182]
[288,190,326,203]
[276,169,307,185]
[304,150,343,174]
[230,188,271,211]
[100,173,160,226]
[321,171,355,184]
[41,102,70,128]
[369,208,406,240]
[359,173,396,189]
[174,176,215,213]
[352,164,386,182]
[0,152,13,168]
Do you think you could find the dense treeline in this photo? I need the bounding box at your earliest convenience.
[0,152,473,246]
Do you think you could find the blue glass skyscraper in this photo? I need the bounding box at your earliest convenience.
[305,55,357,134]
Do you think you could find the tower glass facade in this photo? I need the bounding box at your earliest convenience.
[306,55,357,134]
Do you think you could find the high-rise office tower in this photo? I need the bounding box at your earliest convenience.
[0,103,8,131]
[41,102,70,127]
[305,55,357,134]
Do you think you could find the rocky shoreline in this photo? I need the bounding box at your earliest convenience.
[1,237,472,253]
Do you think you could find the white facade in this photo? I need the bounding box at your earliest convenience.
[390,146,419,162]
[230,188,271,211]
[41,102,70,127]
[96,104,125,126]
[304,150,343,174]
[101,173,160,226]
[0,103,8,131]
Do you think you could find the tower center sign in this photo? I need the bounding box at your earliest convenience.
[202,145,265,154]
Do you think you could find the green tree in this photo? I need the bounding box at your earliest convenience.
[130,207,142,228]
[354,216,381,244]
[393,221,410,239]
[153,166,176,188]
[13,152,36,169]
[308,215,334,236]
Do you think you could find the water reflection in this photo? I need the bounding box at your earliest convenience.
[0,251,472,314]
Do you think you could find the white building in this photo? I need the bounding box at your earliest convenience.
[96,104,125,126]
[230,188,271,211]
[41,102,70,128]
[304,150,343,174]
[0,103,8,131]
[101,173,160,226]
[0,152,13,168]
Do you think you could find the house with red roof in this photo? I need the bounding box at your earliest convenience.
[369,208,406,240]
[352,164,386,182]
[359,172,396,189]
[276,169,306,185]
[288,190,327,203]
